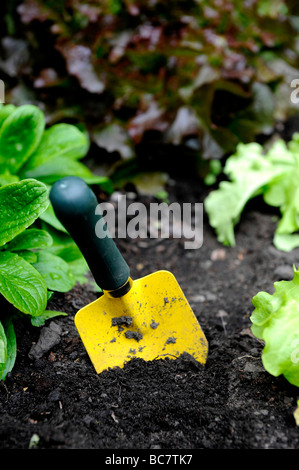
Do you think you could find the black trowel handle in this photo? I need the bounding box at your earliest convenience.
[50,176,130,292]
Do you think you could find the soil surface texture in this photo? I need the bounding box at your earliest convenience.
[1,177,299,451]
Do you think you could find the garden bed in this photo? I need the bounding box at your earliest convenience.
[1,176,299,450]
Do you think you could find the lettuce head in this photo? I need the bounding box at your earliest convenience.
[251,266,299,387]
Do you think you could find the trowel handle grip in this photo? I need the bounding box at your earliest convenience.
[50,176,130,292]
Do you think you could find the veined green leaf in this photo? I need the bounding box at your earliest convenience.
[31,310,67,327]
[6,228,53,252]
[32,252,76,292]
[0,251,48,315]
[20,123,89,177]
[0,179,49,247]
[0,105,45,173]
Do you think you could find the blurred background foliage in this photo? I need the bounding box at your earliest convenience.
[1,0,299,190]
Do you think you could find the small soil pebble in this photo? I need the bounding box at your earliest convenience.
[125,331,143,342]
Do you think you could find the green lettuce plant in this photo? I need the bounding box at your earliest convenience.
[0,103,111,187]
[205,134,299,252]
[0,103,111,380]
[0,179,68,380]
[0,102,111,265]
[251,266,299,387]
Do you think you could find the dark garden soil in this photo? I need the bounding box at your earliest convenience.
[1,176,299,452]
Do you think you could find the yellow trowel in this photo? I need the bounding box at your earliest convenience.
[50,176,208,373]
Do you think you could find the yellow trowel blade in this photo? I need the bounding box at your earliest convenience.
[75,270,208,374]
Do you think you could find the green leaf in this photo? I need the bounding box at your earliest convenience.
[32,252,76,292]
[42,226,90,284]
[251,267,299,387]
[31,310,67,327]
[204,160,222,186]
[204,139,297,247]
[20,123,89,176]
[0,104,16,128]
[204,180,250,246]
[0,170,20,186]
[57,246,89,285]
[273,233,299,252]
[0,318,16,380]
[0,321,7,372]
[39,204,68,233]
[23,153,112,189]
[67,258,90,285]
[6,228,53,252]
[0,105,45,173]
[0,251,48,316]
[0,179,49,247]
[21,155,96,184]
[204,174,273,246]
[16,250,38,264]
[82,175,114,194]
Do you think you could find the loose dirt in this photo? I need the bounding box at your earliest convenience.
[1,177,299,450]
